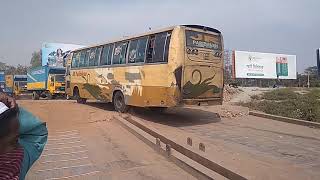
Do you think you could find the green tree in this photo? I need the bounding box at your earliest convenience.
[304,66,318,76]
[15,64,28,74]
[30,50,41,68]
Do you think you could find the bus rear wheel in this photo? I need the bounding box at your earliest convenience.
[74,88,86,104]
[113,91,128,113]
[32,91,40,100]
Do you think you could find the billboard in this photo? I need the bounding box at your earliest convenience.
[42,43,85,67]
[234,51,297,79]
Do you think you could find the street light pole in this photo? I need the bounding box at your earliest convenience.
[307,72,310,88]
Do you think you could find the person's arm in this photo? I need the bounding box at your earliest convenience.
[18,108,48,180]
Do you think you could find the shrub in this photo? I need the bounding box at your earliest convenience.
[240,88,320,122]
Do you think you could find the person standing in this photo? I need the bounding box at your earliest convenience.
[0,93,48,180]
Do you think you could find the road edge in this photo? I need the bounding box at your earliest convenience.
[249,111,320,128]
[113,114,247,180]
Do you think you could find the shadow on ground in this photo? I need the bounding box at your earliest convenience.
[131,107,221,127]
[86,102,221,127]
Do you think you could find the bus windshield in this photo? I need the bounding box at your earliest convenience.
[186,30,221,50]
[55,75,65,82]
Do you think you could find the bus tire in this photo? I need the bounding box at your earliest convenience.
[47,93,53,100]
[113,91,128,113]
[32,91,40,100]
[66,94,71,100]
[74,87,86,104]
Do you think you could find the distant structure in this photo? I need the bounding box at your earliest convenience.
[224,49,233,82]
[317,49,320,78]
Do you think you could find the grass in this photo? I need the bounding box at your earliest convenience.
[240,88,320,122]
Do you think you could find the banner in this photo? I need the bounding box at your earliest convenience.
[234,51,297,79]
[42,43,85,67]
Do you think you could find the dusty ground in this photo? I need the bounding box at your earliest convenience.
[227,87,272,103]
[18,99,320,180]
[129,107,320,179]
[18,100,196,180]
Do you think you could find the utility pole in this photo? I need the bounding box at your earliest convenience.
[307,72,310,88]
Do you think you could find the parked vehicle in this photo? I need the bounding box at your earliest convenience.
[27,65,66,100]
[4,75,28,97]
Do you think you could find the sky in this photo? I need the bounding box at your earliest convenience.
[0,0,319,72]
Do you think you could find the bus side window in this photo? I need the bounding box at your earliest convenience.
[153,32,168,63]
[89,48,97,67]
[128,36,147,64]
[95,47,102,66]
[146,35,155,63]
[163,32,172,62]
[84,50,90,67]
[101,45,111,65]
[112,42,128,65]
[71,52,78,68]
[79,50,86,67]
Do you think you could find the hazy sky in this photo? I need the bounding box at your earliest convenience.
[0,0,319,72]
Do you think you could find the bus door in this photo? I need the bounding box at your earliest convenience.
[182,29,224,100]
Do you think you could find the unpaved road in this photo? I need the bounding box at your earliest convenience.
[129,106,320,179]
[18,100,320,180]
[18,100,195,180]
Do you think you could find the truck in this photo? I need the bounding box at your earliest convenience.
[0,71,5,92]
[4,75,28,97]
[27,65,66,100]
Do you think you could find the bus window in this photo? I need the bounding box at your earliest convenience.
[163,32,172,62]
[153,32,167,63]
[95,47,102,66]
[84,50,90,67]
[89,48,97,67]
[146,32,170,63]
[72,52,79,68]
[101,44,111,65]
[112,42,128,65]
[128,36,148,63]
[146,36,155,62]
[79,50,86,67]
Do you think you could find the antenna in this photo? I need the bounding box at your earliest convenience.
[148,27,152,31]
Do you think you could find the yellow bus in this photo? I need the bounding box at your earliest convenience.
[66,25,224,112]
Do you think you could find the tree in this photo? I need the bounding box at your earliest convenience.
[30,50,41,68]
[304,66,318,76]
[15,64,28,74]
[301,66,320,87]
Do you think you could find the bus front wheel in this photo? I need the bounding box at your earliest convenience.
[113,91,128,113]
[74,88,86,104]
[32,91,40,100]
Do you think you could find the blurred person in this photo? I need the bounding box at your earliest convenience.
[55,48,64,67]
[0,93,48,180]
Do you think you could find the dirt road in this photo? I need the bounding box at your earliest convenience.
[18,100,195,180]
[129,106,320,179]
[18,100,320,179]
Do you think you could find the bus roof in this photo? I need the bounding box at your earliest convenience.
[72,25,221,52]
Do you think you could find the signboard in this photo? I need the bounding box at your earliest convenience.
[234,51,297,79]
[42,43,85,67]
[317,49,320,77]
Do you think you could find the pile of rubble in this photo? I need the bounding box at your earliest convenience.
[218,107,249,118]
[223,85,241,102]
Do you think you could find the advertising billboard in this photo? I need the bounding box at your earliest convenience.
[42,43,85,67]
[234,51,297,79]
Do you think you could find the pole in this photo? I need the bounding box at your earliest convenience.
[307,72,310,88]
